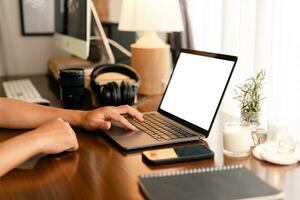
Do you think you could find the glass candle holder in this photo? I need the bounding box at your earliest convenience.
[223,122,252,157]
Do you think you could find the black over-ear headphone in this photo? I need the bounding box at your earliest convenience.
[90,64,141,106]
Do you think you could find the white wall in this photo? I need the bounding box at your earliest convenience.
[0,0,68,77]
[108,0,122,23]
[0,0,125,77]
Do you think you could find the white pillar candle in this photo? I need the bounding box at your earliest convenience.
[223,123,252,154]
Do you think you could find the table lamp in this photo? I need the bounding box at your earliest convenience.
[118,0,183,95]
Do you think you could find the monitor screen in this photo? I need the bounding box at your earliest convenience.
[54,0,90,59]
[55,0,87,40]
[159,51,236,132]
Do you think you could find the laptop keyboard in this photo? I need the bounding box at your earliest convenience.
[127,113,196,141]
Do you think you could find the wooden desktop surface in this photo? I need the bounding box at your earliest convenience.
[0,75,299,200]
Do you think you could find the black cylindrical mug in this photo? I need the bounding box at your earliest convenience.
[59,68,85,109]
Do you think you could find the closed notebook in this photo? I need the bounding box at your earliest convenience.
[138,165,283,200]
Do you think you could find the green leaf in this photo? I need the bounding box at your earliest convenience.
[234,69,266,113]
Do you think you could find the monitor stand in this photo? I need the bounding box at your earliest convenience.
[89,1,115,64]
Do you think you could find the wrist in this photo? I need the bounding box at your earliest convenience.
[75,110,88,127]
[60,109,87,127]
[22,130,45,155]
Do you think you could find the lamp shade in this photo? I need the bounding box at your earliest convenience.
[118,0,184,32]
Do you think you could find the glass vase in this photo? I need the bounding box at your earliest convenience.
[240,110,259,126]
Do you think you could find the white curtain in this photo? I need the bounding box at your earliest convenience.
[186,0,300,140]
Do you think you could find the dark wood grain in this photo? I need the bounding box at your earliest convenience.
[0,75,299,200]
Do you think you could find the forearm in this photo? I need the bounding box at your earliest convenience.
[0,131,41,177]
[0,98,86,129]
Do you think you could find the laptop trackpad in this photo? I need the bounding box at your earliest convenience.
[105,121,156,150]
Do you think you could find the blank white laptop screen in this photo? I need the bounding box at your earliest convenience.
[160,52,235,131]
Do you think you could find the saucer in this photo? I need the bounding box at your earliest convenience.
[252,144,264,160]
[253,142,300,165]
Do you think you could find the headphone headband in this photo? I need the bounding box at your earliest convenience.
[90,64,141,87]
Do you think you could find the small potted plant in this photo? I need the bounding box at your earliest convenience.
[234,69,266,125]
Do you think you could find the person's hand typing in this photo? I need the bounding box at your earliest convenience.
[81,105,144,131]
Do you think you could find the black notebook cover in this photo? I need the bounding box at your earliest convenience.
[139,165,283,200]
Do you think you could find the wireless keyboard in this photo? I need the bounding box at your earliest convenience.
[2,79,50,105]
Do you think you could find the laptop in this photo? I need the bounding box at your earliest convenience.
[104,49,237,150]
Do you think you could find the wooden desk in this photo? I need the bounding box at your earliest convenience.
[0,75,299,200]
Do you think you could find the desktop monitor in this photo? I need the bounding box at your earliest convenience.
[54,0,115,63]
[54,0,91,59]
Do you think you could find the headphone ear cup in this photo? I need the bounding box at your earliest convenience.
[125,82,133,105]
[120,81,127,105]
[129,85,137,105]
[127,84,135,105]
[112,81,121,106]
[99,84,110,106]
[123,81,135,105]
[107,82,117,106]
